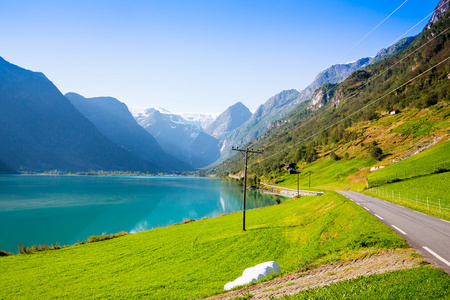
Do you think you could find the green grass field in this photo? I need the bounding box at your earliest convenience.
[0,192,407,299]
[275,158,375,190]
[279,267,450,299]
[367,140,450,186]
[366,172,450,220]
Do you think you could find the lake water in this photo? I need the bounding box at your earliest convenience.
[0,175,283,253]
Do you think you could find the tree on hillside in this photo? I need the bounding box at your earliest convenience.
[370,146,384,161]
[330,151,339,161]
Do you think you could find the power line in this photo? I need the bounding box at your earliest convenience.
[233,1,414,150]
[245,2,447,152]
[387,0,450,47]
[261,24,450,151]
[250,55,450,166]
[339,0,409,62]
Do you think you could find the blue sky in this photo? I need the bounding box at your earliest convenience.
[0,0,439,113]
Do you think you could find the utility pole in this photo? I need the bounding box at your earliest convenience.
[306,171,316,189]
[232,146,263,231]
[309,171,311,189]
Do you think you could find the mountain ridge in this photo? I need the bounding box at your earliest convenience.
[66,93,192,172]
[0,57,155,173]
[204,102,252,138]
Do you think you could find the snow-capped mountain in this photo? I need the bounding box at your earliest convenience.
[129,107,218,129]
[129,107,220,168]
[66,93,192,172]
[178,112,219,129]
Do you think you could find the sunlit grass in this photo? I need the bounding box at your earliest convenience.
[279,267,450,299]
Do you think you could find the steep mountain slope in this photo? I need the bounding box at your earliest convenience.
[0,57,154,173]
[132,108,219,168]
[210,6,450,179]
[189,132,221,168]
[212,36,419,166]
[369,36,416,65]
[204,102,252,138]
[298,57,372,102]
[66,93,191,172]
[216,89,303,161]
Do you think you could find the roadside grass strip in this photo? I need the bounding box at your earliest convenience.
[278,267,450,299]
[0,192,407,299]
[365,172,450,220]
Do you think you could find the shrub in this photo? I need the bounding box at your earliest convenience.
[330,152,340,161]
[0,249,13,256]
[82,232,128,244]
[370,146,384,161]
[18,245,31,254]
[182,219,195,224]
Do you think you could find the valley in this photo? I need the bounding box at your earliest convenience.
[1,0,450,299]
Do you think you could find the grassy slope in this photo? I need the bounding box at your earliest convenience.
[367,139,450,184]
[363,139,450,220]
[274,158,375,191]
[0,192,407,299]
[263,105,449,192]
[279,267,450,299]
[266,137,450,223]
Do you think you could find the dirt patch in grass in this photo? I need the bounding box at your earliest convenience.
[206,248,423,300]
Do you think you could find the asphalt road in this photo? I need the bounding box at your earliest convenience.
[338,191,450,274]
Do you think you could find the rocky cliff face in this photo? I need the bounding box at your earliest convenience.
[369,36,416,65]
[427,0,450,30]
[307,84,339,110]
[298,57,372,103]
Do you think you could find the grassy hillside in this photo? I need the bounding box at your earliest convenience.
[0,192,407,299]
[366,139,450,186]
[362,139,450,220]
[274,158,375,190]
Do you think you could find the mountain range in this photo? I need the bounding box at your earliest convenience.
[0,2,431,173]
[65,93,191,172]
[131,107,220,168]
[0,57,156,173]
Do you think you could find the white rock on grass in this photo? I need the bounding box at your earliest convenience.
[224,261,281,291]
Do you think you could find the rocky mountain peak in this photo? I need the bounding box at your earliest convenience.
[204,101,252,138]
[427,0,450,30]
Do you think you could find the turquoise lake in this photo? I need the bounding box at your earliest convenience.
[0,175,283,253]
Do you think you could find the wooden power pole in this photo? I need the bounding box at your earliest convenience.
[232,147,263,231]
